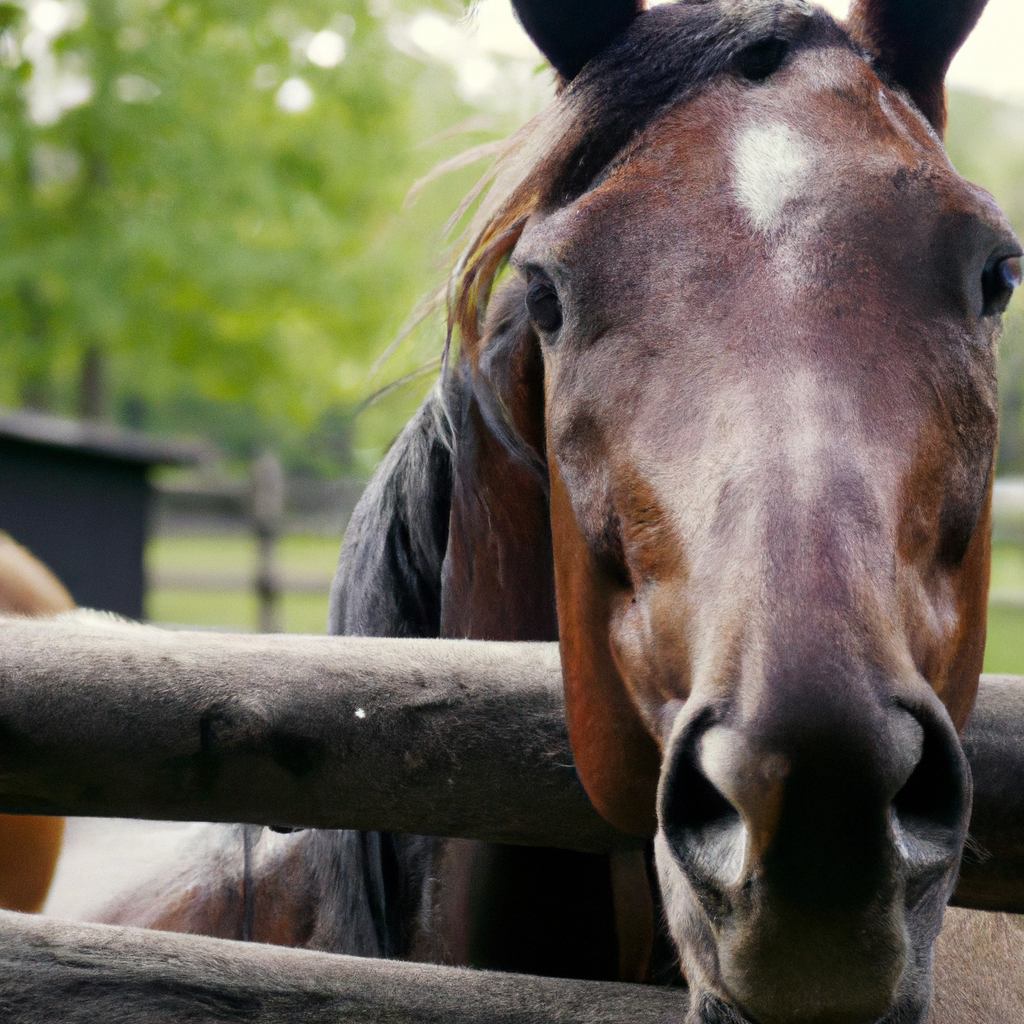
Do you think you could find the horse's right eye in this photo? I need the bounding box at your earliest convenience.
[982,254,1022,317]
[525,274,563,334]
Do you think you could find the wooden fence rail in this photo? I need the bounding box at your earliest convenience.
[0,614,624,852]
[0,911,687,1023]
[0,613,1020,909]
[0,613,1023,1021]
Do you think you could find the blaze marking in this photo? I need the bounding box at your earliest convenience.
[733,122,814,233]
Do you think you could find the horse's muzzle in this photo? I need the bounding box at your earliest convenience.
[655,686,971,1024]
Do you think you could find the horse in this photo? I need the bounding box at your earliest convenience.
[85,0,1024,1020]
[0,532,73,913]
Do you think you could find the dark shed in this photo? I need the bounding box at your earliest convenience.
[0,411,203,619]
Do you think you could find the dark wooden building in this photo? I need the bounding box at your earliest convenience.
[0,411,203,619]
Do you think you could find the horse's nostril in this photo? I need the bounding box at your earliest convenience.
[661,720,745,903]
[888,708,966,827]
[891,704,971,901]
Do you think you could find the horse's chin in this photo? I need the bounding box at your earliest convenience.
[657,832,936,1024]
[684,992,930,1024]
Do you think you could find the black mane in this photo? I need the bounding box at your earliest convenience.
[328,380,456,640]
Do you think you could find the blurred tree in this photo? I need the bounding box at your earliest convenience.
[23,2,1020,482]
[0,0,519,474]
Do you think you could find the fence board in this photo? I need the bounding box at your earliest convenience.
[0,615,1021,908]
[0,614,629,852]
[0,910,687,1023]
[955,674,1024,911]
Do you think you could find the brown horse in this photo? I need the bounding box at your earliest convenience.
[92,1,1024,1021]
[0,532,73,913]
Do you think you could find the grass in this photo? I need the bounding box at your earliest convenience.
[144,533,339,634]
[991,542,1024,594]
[144,534,1024,673]
[146,589,332,634]
[146,534,341,579]
[985,544,1024,675]
[985,605,1024,675]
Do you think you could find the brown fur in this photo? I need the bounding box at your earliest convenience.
[448,3,1017,1019]
[0,532,72,914]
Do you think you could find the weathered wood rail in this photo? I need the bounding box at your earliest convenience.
[0,614,1021,905]
[0,612,1022,1021]
[0,615,625,851]
[0,911,687,1023]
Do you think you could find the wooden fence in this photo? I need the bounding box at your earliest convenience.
[151,458,365,632]
[0,613,1022,1019]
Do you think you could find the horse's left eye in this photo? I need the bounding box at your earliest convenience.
[982,254,1022,316]
[525,274,563,334]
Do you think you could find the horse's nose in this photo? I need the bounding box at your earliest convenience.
[661,694,968,910]
[657,692,970,1023]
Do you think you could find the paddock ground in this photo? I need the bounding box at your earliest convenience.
[145,533,339,634]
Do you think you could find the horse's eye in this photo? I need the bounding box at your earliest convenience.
[525,274,563,334]
[735,37,789,82]
[982,254,1022,316]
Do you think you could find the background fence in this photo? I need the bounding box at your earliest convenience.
[147,459,365,633]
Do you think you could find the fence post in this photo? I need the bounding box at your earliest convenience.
[251,453,284,634]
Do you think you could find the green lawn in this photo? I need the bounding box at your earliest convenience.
[143,535,1024,672]
[146,534,341,579]
[986,544,1024,675]
[146,589,332,634]
[985,605,1024,675]
[991,542,1024,594]
[145,533,339,634]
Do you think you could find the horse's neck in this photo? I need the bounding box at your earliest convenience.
[330,345,557,646]
[439,283,556,644]
[440,375,556,642]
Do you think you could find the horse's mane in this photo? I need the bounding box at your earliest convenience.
[447,0,848,366]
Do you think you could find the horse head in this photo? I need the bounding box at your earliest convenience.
[444,0,1021,1020]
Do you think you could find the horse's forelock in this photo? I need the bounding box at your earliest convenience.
[448,0,851,369]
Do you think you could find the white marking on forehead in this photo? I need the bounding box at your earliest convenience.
[733,122,815,233]
[644,366,855,550]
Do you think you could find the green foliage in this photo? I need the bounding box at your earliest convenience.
[6,19,1023,481]
[946,90,1024,475]
[0,0,506,473]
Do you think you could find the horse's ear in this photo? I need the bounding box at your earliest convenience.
[511,0,645,81]
[847,0,989,134]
